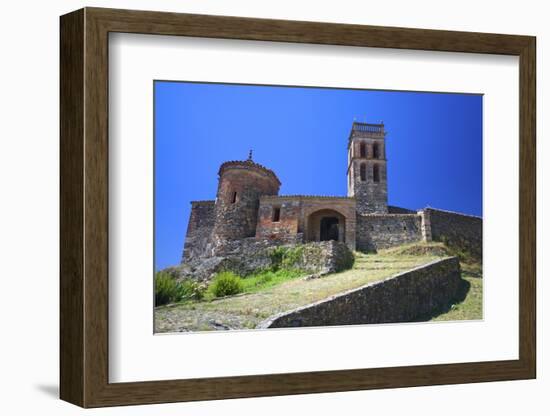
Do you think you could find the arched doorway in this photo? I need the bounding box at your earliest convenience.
[306,209,346,243]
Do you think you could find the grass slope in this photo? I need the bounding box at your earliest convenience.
[430,262,483,322]
[155,243,452,333]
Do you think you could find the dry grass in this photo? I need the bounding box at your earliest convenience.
[155,244,444,333]
[431,262,483,322]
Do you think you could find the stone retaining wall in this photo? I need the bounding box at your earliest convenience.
[287,240,355,274]
[356,214,423,252]
[423,208,482,260]
[259,257,462,328]
[169,240,354,282]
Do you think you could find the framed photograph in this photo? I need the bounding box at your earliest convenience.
[60,7,536,407]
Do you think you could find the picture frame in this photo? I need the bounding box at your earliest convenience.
[60,7,536,408]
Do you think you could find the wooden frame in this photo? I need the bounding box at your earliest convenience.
[60,7,536,408]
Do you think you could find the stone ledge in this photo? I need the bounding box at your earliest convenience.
[422,206,482,220]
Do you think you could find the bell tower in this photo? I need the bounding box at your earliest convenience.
[347,121,388,214]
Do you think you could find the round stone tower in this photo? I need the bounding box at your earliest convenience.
[211,152,281,248]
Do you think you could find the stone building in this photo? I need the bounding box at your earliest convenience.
[182,121,482,262]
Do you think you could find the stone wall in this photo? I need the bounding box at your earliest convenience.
[181,200,215,262]
[256,198,301,239]
[388,205,417,214]
[259,257,462,328]
[256,196,357,251]
[210,162,280,245]
[286,241,355,274]
[356,214,423,252]
[422,208,482,260]
[350,159,388,214]
[171,240,353,282]
[213,239,353,276]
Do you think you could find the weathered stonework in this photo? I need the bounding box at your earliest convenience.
[179,121,482,271]
[181,200,215,262]
[290,241,355,274]
[356,214,422,252]
[421,208,482,260]
[347,122,388,214]
[259,257,462,328]
[256,195,357,251]
[169,240,353,282]
[388,205,417,214]
[210,159,280,247]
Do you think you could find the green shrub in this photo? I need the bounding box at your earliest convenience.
[269,246,287,271]
[155,272,179,306]
[209,271,244,298]
[269,245,305,271]
[240,268,304,293]
[257,271,274,285]
[282,245,304,268]
[177,280,207,301]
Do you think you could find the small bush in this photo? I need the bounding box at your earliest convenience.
[240,268,304,293]
[269,247,287,271]
[282,245,304,268]
[257,271,274,285]
[177,280,207,301]
[269,245,305,271]
[209,271,244,298]
[155,272,179,306]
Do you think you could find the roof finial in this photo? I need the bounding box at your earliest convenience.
[247,149,253,161]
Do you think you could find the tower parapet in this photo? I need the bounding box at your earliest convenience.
[347,121,388,214]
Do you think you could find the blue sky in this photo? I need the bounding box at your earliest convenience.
[155,81,482,270]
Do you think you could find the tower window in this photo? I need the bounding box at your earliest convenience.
[231,191,237,204]
[272,207,281,222]
[373,143,380,159]
[373,164,380,183]
[359,142,366,158]
[360,163,367,182]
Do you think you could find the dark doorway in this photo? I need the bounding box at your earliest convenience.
[320,217,339,241]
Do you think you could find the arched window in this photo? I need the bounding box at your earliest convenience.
[359,142,366,158]
[373,164,380,183]
[360,163,367,182]
[373,143,380,159]
[231,191,237,204]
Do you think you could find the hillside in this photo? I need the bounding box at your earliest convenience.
[155,242,481,333]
